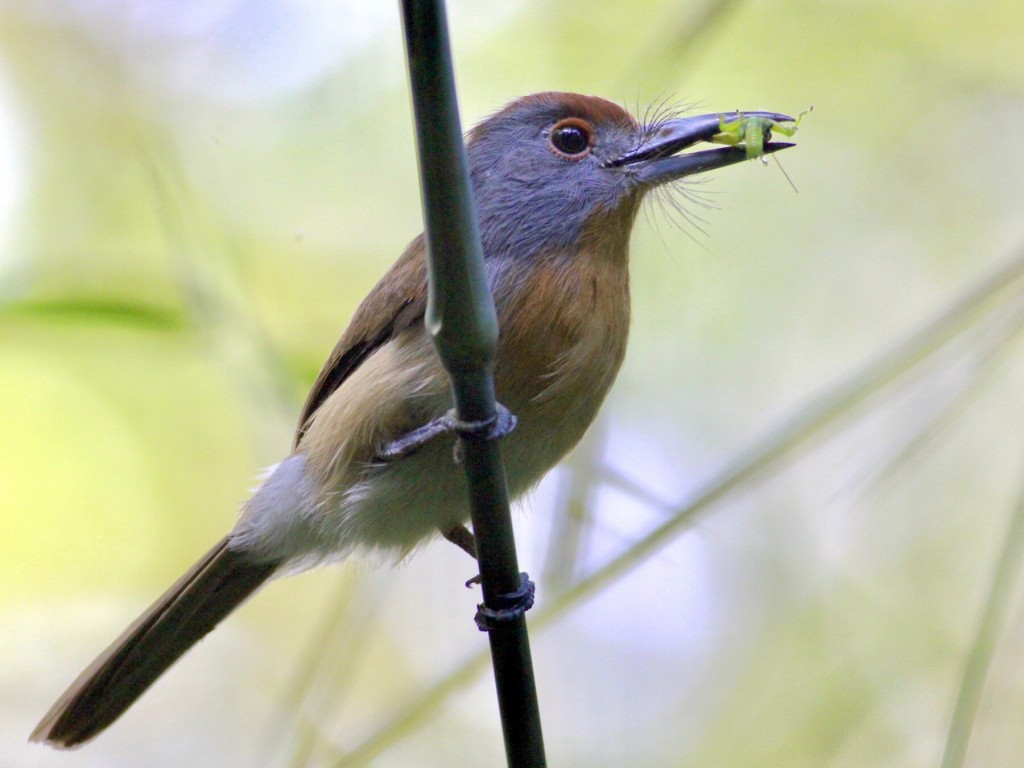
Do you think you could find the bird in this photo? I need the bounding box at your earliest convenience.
[31,92,793,748]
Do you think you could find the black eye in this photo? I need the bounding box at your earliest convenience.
[548,118,594,159]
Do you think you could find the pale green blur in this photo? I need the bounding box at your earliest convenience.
[3,1,1024,766]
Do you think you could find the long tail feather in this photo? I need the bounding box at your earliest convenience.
[31,537,279,748]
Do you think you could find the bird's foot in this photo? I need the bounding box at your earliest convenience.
[376,403,517,462]
[474,573,536,631]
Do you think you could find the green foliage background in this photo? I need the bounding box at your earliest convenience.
[3,1,1024,766]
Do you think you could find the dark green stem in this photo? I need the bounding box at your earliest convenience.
[398,2,547,766]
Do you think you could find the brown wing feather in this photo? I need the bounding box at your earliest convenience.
[294,235,428,448]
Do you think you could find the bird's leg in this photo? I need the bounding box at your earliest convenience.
[442,525,477,559]
[375,419,453,461]
[376,403,517,462]
[442,525,484,587]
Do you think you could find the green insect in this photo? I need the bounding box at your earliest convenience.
[711,106,812,162]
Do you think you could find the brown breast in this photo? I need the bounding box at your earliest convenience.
[493,247,630,459]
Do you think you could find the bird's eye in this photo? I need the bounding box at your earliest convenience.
[548,118,594,159]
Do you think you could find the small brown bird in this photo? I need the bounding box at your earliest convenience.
[32,92,793,748]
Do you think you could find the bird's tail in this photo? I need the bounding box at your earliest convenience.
[31,537,279,749]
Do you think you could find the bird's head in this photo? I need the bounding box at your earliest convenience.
[466,92,793,260]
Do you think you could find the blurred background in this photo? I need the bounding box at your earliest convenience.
[3,0,1024,765]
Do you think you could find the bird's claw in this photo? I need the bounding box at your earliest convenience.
[376,403,518,462]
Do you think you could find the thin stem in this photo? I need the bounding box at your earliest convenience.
[939,471,1024,768]
[397,2,546,767]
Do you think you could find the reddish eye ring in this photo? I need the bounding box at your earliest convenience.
[548,118,594,159]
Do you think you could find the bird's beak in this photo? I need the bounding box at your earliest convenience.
[608,111,796,185]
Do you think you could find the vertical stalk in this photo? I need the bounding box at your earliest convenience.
[398,2,547,766]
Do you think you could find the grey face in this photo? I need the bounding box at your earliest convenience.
[466,92,793,263]
[467,93,643,261]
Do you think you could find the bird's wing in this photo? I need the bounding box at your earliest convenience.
[294,235,428,448]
